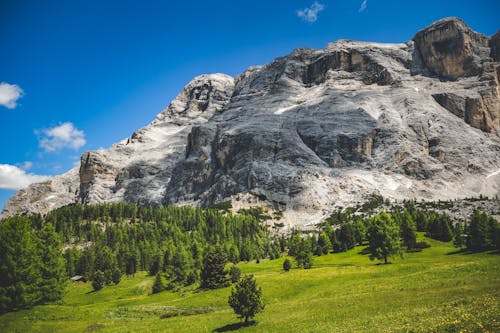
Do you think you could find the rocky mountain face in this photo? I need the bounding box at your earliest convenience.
[2,17,500,225]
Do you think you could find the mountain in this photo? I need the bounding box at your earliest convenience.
[2,17,500,225]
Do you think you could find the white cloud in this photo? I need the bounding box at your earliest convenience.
[0,164,50,190]
[359,0,368,12]
[297,1,325,23]
[37,122,86,152]
[0,82,24,109]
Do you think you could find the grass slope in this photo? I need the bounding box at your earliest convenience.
[1,235,499,332]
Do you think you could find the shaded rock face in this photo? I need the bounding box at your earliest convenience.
[413,17,490,80]
[489,31,500,62]
[2,18,500,225]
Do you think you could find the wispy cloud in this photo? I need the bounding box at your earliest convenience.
[18,161,33,171]
[0,164,49,190]
[0,82,24,109]
[36,122,86,152]
[297,1,325,23]
[358,0,368,12]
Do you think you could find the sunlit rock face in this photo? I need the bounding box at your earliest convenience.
[3,18,499,226]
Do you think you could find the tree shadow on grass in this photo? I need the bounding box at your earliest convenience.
[446,249,473,255]
[213,320,257,332]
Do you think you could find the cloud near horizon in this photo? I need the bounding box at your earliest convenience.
[297,2,325,23]
[0,164,50,190]
[359,0,368,12]
[0,82,24,109]
[37,122,86,152]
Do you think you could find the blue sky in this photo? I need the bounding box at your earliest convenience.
[1,0,499,210]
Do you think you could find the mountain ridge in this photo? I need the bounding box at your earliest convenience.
[2,17,500,225]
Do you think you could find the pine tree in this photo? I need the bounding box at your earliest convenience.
[112,268,122,285]
[92,270,105,291]
[294,238,313,269]
[367,212,402,264]
[453,223,466,249]
[0,217,41,313]
[152,273,165,294]
[228,275,265,323]
[400,211,417,249]
[200,246,229,289]
[229,265,241,283]
[467,210,489,251]
[37,223,66,303]
[317,232,331,255]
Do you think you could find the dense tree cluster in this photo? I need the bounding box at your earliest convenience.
[1,203,277,303]
[465,210,500,252]
[0,217,65,313]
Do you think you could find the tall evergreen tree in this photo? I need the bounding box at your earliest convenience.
[367,212,402,264]
[200,246,229,289]
[152,273,165,294]
[0,217,41,313]
[399,211,417,249]
[467,210,491,251]
[37,223,66,303]
[228,275,265,323]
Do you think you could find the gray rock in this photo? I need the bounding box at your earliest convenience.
[2,18,499,226]
[413,17,490,80]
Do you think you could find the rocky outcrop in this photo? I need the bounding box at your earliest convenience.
[0,168,79,217]
[2,18,499,225]
[413,17,490,80]
[490,30,500,61]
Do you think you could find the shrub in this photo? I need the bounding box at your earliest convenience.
[283,258,292,272]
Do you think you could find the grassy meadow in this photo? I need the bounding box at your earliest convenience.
[1,234,499,332]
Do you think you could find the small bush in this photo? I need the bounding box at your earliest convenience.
[283,258,292,272]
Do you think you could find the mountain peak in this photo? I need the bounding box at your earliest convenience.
[2,18,499,224]
[154,73,234,123]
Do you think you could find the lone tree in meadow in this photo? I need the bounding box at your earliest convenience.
[283,258,292,272]
[228,275,265,323]
[367,212,402,264]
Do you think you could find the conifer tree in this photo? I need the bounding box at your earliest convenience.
[400,211,417,249]
[228,275,265,323]
[92,270,105,291]
[200,246,229,289]
[367,212,402,264]
[37,223,66,303]
[152,273,165,294]
[0,217,41,313]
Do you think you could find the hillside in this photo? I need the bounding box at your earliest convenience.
[0,236,498,332]
[2,17,500,225]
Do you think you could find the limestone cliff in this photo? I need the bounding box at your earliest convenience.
[2,18,499,225]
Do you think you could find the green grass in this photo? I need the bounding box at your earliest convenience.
[1,235,499,332]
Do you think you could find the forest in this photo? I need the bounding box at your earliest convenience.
[1,199,499,314]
